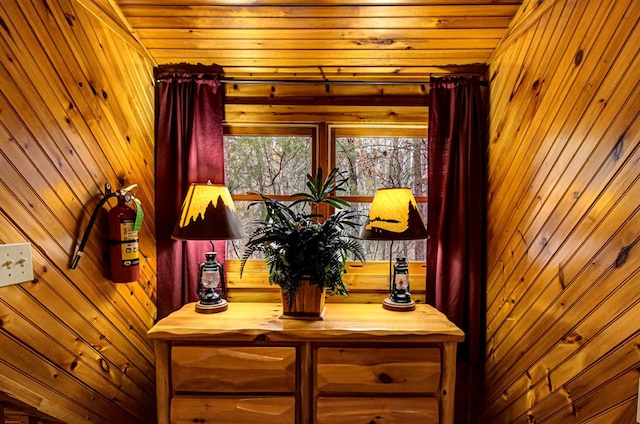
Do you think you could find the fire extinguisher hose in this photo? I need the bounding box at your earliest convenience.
[70,183,137,269]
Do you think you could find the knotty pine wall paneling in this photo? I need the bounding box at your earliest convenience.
[484,0,640,423]
[0,0,156,422]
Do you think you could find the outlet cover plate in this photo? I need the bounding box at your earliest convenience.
[0,242,34,287]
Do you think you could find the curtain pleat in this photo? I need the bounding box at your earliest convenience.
[426,75,487,405]
[154,68,225,320]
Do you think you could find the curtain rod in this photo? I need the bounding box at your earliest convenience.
[220,78,430,86]
[154,76,431,85]
[154,64,485,85]
[219,78,487,86]
[155,77,487,86]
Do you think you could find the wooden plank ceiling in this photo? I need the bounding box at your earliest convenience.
[113,0,524,83]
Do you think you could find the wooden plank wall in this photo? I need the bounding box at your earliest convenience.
[224,81,429,124]
[484,0,640,422]
[0,0,156,423]
[226,260,427,305]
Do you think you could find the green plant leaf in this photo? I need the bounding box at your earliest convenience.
[239,167,364,306]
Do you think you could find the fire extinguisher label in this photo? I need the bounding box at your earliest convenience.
[119,219,139,267]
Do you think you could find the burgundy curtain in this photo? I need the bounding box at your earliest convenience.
[426,75,486,385]
[154,65,225,320]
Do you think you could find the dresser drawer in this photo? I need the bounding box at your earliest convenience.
[171,396,295,424]
[316,396,439,423]
[171,346,296,393]
[317,347,441,394]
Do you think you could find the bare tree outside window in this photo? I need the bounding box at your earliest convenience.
[223,131,427,262]
[225,135,311,195]
[336,136,427,261]
[224,134,311,259]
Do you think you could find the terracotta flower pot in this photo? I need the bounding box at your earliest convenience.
[281,278,326,320]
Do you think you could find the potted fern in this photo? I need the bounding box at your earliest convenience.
[240,167,365,318]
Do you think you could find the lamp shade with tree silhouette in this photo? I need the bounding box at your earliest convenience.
[172,181,246,313]
[361,187,427,311]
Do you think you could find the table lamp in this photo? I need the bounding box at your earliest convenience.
[360,188,427,311]
[172,182,246,313]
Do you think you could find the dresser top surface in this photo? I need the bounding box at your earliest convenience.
[148,303,464,343]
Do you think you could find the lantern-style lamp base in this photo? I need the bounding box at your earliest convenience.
[382,297,416,312]
[195,299,228,314]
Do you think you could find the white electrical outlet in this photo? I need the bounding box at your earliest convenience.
[0,242,34,287]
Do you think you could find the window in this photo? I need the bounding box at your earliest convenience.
[224,125,315,259]
[332,126,427,261]
[223,124,427,262]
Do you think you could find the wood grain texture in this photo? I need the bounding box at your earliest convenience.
[150,303,463,424]
[147,302,464,343]
[114,1,521,82]
[171,346,296,393]
[483,0,640,422]
[316,347,441,393]
[170,396,296,424]
[110,0,522,128]
[226,259,427,304]
[14,0,640,422]
[316,396,439,424]
[0,0,156,422]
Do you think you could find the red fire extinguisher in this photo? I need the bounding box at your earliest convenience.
[71,183,143,283]
[107,195,140,283]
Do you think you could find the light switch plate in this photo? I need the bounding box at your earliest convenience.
[0,242,34,287]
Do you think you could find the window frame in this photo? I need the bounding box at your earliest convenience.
[223,123,428,204]
[223,122,428,302]
[223,124,318,202]
[328,124,428,205]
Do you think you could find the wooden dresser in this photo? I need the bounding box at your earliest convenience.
[147,302,464,424]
